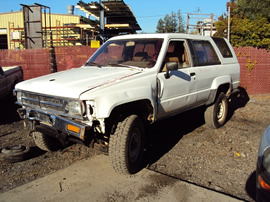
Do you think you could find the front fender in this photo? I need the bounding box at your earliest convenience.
[95,87,155,118]
[80,82,156,119]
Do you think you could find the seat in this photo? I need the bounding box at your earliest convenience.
[181,52,190,68]
[162,56,180,72]
[133,52,148,61]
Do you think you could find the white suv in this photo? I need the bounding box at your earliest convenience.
[15,33,240,174]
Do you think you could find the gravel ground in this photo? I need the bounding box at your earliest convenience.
[1,89,270,201]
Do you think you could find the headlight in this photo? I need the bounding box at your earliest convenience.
[264,148,270,173]
[258,126,270,171]
[16,91,22,104]
[66,100,85,116]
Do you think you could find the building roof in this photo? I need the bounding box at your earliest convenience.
[77,0,141,37]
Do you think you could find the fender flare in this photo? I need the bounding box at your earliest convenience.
[205,75,231,105]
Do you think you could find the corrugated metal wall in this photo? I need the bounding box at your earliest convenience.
[0,11,81,49]
[45,14,80,27]
[0,12,80,30]
[0,12,24,28]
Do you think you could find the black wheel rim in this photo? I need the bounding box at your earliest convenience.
[128,128,141,163]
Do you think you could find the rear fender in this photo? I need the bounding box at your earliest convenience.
[205,76,231,105]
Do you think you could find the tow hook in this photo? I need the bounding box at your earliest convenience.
[17,108,26,119]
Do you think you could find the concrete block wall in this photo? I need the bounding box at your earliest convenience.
[234,47,270,95]
[0,49,50,80]
[0,46,269,95]
[0,47,97,80]
[54,46,97,71]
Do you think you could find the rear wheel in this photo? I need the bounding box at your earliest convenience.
[32,131,62,152]
[205,92,228,129]
[109,115,145,175]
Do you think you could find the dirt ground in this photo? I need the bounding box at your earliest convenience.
[0,89,270,201]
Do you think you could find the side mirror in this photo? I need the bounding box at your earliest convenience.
[164,62,178,79]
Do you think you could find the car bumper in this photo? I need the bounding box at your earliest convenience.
[256,164,270,202]
[17,108,88,140]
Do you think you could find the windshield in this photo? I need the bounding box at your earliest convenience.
[87,39,163,68]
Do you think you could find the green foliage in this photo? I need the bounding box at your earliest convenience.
[236,0,270,22]
[215,21,227,38]
[214,0,270,50]
[156,10,185,33]
[156,19,165,33]
[230,17,270,49]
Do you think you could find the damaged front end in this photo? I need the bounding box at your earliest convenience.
[15,90,103,145]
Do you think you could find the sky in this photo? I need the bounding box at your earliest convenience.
[0,0,229,33]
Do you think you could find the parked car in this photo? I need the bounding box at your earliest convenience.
[0,66,23,99]
[14,33,240,174]
[257,125,270,201]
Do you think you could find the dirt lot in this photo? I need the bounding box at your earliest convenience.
[0,89,270,201]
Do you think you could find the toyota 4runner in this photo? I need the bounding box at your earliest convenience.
[14,33,240,174]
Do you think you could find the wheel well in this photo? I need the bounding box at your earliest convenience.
[206,83,231,106]
[217,83,231,97]
[105,100,153,134]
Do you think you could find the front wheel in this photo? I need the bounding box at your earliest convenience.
[109,115,145,175]
[32,131,62,152]
[204,92,228,129]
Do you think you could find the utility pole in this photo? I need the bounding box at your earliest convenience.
[210,13,213,36]
[99,0,104,43]
[186,13,189,34]
[228,6,230,41]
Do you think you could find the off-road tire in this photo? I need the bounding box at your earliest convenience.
[205,92,228,129]
[32,131,62,152]
[109,115,145,175]
[0,145,30,163]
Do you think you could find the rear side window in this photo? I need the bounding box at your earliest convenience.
[192,40,220,66]
[212,37,233,58]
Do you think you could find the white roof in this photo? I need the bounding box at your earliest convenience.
[109,33,213,41]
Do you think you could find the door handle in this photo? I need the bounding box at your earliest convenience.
[190,72,196,77]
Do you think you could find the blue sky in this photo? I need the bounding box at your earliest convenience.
[0,0,229,33]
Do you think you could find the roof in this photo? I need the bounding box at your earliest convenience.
[77,0,141,36]
[109,33,215,41]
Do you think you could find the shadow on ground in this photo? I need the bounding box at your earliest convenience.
[227,87,250,121]
[245,170,256,201]
[144,106,205,167]
[0,95,20,125]
[144,87,250,169]
[27,146,47,160]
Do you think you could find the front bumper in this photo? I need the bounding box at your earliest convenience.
[256,164,270,201]
[18,108,89,140]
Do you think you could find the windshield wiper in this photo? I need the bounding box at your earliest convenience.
[104,63,143,71]
[84,62,102,68]
[104,63,132,68]
[103,63,124,67]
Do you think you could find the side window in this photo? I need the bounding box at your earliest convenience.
[192,40,220,66]
[161,41,190,72]
[212,37,233,58]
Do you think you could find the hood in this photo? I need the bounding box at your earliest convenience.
[15,66,142,99]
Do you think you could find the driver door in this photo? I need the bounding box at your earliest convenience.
[156,40,198,119]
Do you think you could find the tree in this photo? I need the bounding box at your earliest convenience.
[156,9,185,33]
[214,0,270,49]
[177,10,185,33]
[230,17,270,49]
[156,19,165,33]
[236,0,270,22]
